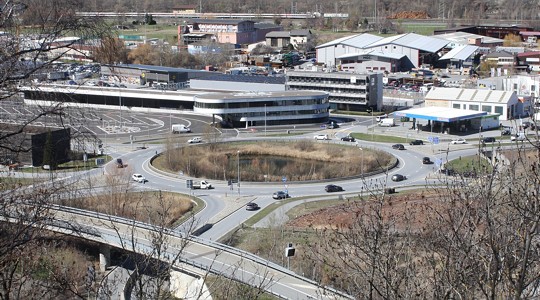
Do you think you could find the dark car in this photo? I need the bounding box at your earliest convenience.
[422,157,433,164]
[501,128,511,135]
[482,137,496,144]
[272,191,290,200]
[341,135,356,142]
[391,174,406,182]
[325,184,344,193]
[246,202,260,211]
[392,144,405,150]
[409,139,423,145]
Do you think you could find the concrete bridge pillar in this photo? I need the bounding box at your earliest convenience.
[99,244,111,272]
[170,269,212,300]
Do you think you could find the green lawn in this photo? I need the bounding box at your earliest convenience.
[446,155,493,173]
[19,155,112,173]
[350,132,408,143]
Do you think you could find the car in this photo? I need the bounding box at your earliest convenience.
[328,123,339,129]
[187,137,202,144]
[272,191,290,199]
[409,139,424,145]
[482,137,496,144]
[246,202,260,211]
[511,133,526,141]
[131,173,146,183]
[341,135,356,142]
[391,174,406,182]
[325,184,344,192]
[422,157,433,164]
[392,144,405,150]
[314,134,329,140]
[450,138,467,144]
[501,128,511,135]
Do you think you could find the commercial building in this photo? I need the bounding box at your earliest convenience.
[285,70,383,111]
[424,87,529,121]
[194,90,329,127]
[22,85,328,128]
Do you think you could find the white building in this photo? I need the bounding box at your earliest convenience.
[316,33,450,70]
[477,74,540,104]
[424,87,530,120]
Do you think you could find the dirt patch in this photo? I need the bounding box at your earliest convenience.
[286,190,442,232]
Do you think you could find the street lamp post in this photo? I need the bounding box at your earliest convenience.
[366,108,374,141]
[264,104,267,136]
[359,147,364,177]
[237,150,240,196]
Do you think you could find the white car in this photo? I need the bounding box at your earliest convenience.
[314,134,329,140]
[187,137,203,144]
[450,138,467,144]
[132,173,146,183]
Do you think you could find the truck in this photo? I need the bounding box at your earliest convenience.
[171,124,191,134]
[378,118,395,127]
[192,180,213,189]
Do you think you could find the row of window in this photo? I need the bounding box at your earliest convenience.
[288,85,369,95]
[287,76,369,86]
[227,108,328,119]
[194,98,327,109]
[453,103,505,115]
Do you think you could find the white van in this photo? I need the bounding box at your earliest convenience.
[375,114,388,122]
[171,124,191,134]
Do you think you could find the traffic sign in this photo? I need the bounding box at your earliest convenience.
[433,137,439,145]
[282,176,287,182]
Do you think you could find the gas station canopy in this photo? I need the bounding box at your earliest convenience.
[394,107,487,122]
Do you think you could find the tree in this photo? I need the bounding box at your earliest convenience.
[503,33,523,47]
[0,0,108,297]
[93,37,130,65]
[127,44,156,65]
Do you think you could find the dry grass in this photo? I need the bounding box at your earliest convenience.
[154,141,393,182]
[62,191,193,228]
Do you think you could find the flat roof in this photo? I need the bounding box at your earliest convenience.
[394,107,487,122]
[198,90,327,100]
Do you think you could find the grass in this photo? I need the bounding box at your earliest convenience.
[19,155,112,173]
[0,177,45,190]
[446,155,493,173]
[351,132,409,143]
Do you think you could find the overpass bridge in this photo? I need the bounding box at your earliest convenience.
[12,204,353,299]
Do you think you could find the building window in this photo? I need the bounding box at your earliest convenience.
[495,106,504,115]
[532,85,536,92]
[514,83,518,91]
[453,104,460,109]
[482,105,492,113]
[469,104,479,111]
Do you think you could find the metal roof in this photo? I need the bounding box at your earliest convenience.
[195,74,286,84]
[337,50,405,60]
[316,33,383,49]
[431,32,503,45]
[366,33,449,53]
[266,31,290,38]
[394,107,487,122]
[426,87,515,103]
[439,45,479,61]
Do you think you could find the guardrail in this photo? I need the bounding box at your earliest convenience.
[48,205,354,299]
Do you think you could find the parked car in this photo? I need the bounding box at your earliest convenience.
[325,184,344,192]
[450,138,467,144]
[314,134,329,140]
[187,137,202,144]
[392,144,405,150]
[501,128,512,135]
[511,133,526,141]
[422,157,433,164]
[246,202,260,211]
[409,139,423,145]
[272,191,290,199]
[391,174,406,182]
[341,135,356,142]
[482,137,496,144]
[131,173,146,183]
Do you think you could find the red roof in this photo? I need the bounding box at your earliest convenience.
[520,31,540,36]
[517,51,540,58]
